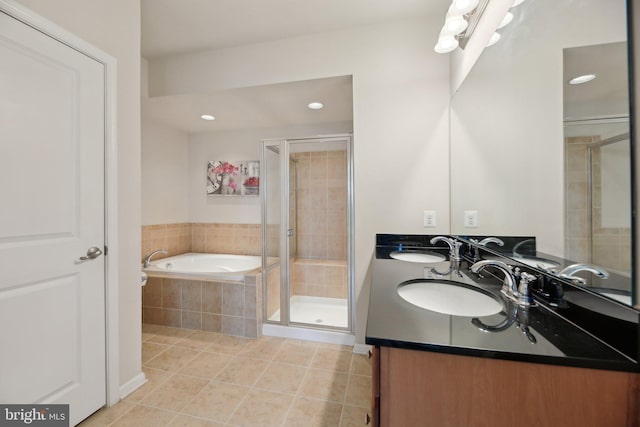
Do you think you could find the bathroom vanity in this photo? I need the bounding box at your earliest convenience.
[366,235,640,427]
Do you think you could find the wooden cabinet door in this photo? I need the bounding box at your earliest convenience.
[378,347,639,427]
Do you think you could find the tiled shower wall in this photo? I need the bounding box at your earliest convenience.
[291,259,348,299]
[565,136,631,272]
[141,223,261,262]
[293,151,348,260]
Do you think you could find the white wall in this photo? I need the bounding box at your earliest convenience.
[450,0,626,256]
[188,122,352,224]
[148,16,451,343]
[15,0,142,392]
[141,119,189,225]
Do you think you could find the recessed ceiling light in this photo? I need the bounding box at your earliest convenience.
[569,74,597,85]
[200,114,215,121]
[308,102,324,110]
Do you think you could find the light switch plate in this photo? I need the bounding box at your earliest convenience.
[464,210,478,228]
[424,210,436,227]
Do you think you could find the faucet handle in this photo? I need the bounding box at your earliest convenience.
[517,272,537,306]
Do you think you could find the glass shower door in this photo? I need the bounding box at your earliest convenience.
[262,142,283,323]
[263,135,354,333]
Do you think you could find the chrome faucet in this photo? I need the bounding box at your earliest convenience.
[469,237,504,262]
[143,249,168,268]
[430,236,462,261]
[471,259,535,306]
[430,236,463,276]
[557,263,608,285]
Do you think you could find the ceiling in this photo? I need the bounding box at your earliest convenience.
[141,0,438,59]
[563,41,629,123]
[141,1,442,134]
[142,76,354,133]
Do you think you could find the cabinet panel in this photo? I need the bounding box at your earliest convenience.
[377,347,638,427]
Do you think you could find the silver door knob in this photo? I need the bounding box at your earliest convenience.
[79,246,103,261]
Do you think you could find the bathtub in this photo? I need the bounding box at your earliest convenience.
[143,253,261,282]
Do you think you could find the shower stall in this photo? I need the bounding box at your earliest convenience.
[564,118,631,276]
[261,135,354,338]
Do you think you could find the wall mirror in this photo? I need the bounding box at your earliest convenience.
[450,0,633,305]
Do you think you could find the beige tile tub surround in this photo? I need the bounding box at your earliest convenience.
[141,223,261,262]
[143,274,262,339]
[141,223,192,263]
[141,222,263,338]
[81,325,372,427]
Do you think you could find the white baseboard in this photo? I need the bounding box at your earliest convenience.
[353,343,373,355]
[118,372,147,401]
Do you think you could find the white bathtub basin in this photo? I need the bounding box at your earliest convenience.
[144,253,261,282]
[397,280,503,317]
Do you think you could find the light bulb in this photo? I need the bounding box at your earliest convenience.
[442,14,468,35]
[498,12,513,29]
[434,36,459,54]
[487,32,501,47]
[451,0,480,15]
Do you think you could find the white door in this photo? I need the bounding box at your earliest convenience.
[0,10,106,426]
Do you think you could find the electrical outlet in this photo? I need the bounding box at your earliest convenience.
[423,210,436,227]
[464,210,478,228]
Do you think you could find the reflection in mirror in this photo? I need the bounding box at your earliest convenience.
[564,43,630,279]
[450,0,632,304]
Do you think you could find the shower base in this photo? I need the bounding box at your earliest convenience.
[268,295,348,328]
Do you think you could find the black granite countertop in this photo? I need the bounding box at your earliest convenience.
[366,243,639,373]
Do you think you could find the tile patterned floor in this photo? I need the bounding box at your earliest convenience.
[80,324,372,426]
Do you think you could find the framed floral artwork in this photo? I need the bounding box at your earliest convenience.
[206,160,260,196]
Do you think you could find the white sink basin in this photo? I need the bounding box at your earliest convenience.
[390,251,445,263]
[397,280,503,317]
[514,257,560,270]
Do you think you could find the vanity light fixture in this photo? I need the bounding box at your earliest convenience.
[307,102,324,110]
[569,74,597,85]
[434,0,480,53]
[434,0,525,54]
[200,114,215,121]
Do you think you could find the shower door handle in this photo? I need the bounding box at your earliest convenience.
[287,228,295,237]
